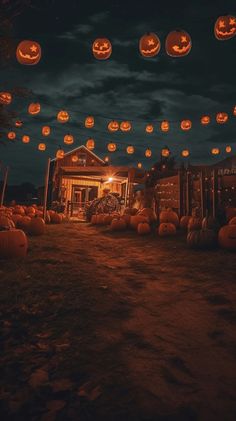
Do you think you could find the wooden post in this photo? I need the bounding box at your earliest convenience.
[178,169,184,217]
[200,170,205,218]
[186,170,191,215]
[0,166,9,207]
[212,169,218,218]
[43,158,51,220]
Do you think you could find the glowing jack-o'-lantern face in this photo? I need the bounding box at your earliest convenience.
[181,120,192,130]
[107,143,117,152]
[57,110,69,123]
[104,156,109,163]
[86,138,95,150]
[16,40,41,65]
[120,121,132,132]
[181,149,190,157]
[160,120,170,132]
[137,162,142,169]
[216,112,228,124]
[92,38,112,60]
[139,33,161,57]
[42,126,50,136]
[126,146,134,154]
[28,102,40,115]
[145,148,152,158]
[64,134,74,145]
[85,116,94,128]
[72,155,78,163]
[161,147,170,157]
[108,120,119,132]
[7,131,16,140]
[0,91,12,105]
[211,148,220,155]
[201,115,210,125]
[56,149,65,159]
[22,135,30,144]
[233,106,236,116]
[145,124,154,133]
[214,16,236,41]
[38,143,46,151]
[165,30,192,57]
[225,145,232,153]
[15,120,23,128]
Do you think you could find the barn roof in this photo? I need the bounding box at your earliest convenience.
[50,145,105,164]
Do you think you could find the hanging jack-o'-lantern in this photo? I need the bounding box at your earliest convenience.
[108,120,119,132]
[216,112,228,124]
[28,102,40,115]
[160,120,170,132]
[86,138,95,150]
[225,145,232,153]
[181,119,192,130]
[145,148,152,158]
[201,115,211,125]
[137,162,142,169]
[38,143,46,151]
[104,156,109,163]
[85,116,94,128]
[15,120,23,128]
[0,91,12,105]
[181,149,190,157]
[139,33,161,57]
[161,147,170,157]
[16,40,41,65]
[233,106,236,116]
[56,149,65,159]
[120,121,132,132]
[126,145,134,154]
[72,155,78,163]
[145,124,154,133]
[22,135,30,144]
[64,134,74,145]
[107,142,117,152]
[7,131,16,140]
[57,110,69,123]
[211,148,220,155]
[92,38,112,60]
[165,30,192,57]
[42,126,51,136]
[214,15,236,41]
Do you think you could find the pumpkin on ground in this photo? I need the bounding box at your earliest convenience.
[0,216,15,230]
[180,215,192,230]
[188,217,202,232]
[159,209,179,227]
[16,216,31,232]
[26,206,36,216]
[218,225,236,250]
[187,229,218,249]
[111,218,127,231]
[14,205,25,216]
[229,217,236,225]
[137,222,151,235]
[138,208,157,222]
[158,223,176,237]
[11,214,23,225]
[202,216,220,231]
[49,212,62,224]
[0,229,28,258]
[130,215,149,230]
[28,217,45,236]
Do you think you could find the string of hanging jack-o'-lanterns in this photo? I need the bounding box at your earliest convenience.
[13,16,236,66]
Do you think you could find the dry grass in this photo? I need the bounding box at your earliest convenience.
[0,222,236,420]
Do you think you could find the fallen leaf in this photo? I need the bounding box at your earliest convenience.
[29,369,48,388]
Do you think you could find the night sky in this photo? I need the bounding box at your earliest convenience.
[0,0,236,186]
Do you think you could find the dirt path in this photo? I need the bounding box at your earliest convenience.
[1,223,236,420]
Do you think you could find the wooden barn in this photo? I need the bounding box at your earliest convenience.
[48,145,145,216]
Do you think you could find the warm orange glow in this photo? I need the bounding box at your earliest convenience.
[22,135,30,143]
[160,120,170,132]
[16,40,41,65]
[57,110,69,123]
[216,112,228,124]
[86,138,95,150]
[181,149,190,157]
[139,33,161,57]
[7,131,16,140]
[201,115,210,125]
[233,105,236,116]
[38,143,46,151]
[85,116,95,128]
[107,142,117,152]
[161,147,170,157]
[56,149,65,159]
[104,156,109,162]
[72,155,78,163]
[92,38,112,60]
[108,120,119,132]
[145,124,154,133]
[225,145,232,153]
[137,162,142,168]
[211,147,220,155]
[145,148,152,158]
[15,120,23,127]
[126,145,134,154]
[0,91,12,105]
[120,121,132,132]
[64,134,74,145]
[165,30,192,57]
[214,15,236,41]
[181,120,192,130]
[42,126,51,136]
[28,102,41,115]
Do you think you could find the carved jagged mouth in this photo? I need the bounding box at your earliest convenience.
[93,49,111,54]
[172,43,191,53]
[215,27,236,37]
[141,44,160,55]
[19,49,40,60]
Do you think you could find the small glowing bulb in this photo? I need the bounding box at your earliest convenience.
[108,177,113,182]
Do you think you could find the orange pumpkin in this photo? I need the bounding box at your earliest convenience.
[229,217,236,225]
[57,110,69,123]
[13,205,25,216]
[0,229,28,258]
[92,38,112,60]
[0,215,15,230]
[108,121,119,132]
[126,145,134,154]
[218,225,236,250]
[216,112,228,124]
[130,215,149,230]
[107,143,117,152]
[29,217,45,236]
[7,131,16,140]
[214,15,236,41]
[159,209,179,227]
[50,212,62,224]
[181,149,190,157]
[139,33,161,57]
[22,135,30,144]
[56,149,65,159]
[64,134,74,145]
[0,91,12,105]
[120,121,132,132]
[225,145,232,153]
[86,138,95,150]
[26,206,36,216]
[139,208,157,222]
[161,147,170,158]
[188,217,202,231]
[137,222,151,235]
[201,115,211,125]
[137,162,142,168]
[211,148,220,155]
[111,218,127,231]
[42,126,51,136]
[165,30,192,57]
[181,120,192,130]
[28,102,40,115]
[104,156,109,163]
[16,40,41,65]
[85,116,94,128]
[15,120,23,128]
[233,105,236,116]
[38,143,46,151]
[145,148,152,158]
[160,120,170,132]
[180,215,192,230]
[145,124,154,133]
[158,223,176,237]
[16,216,31,232]
[72,155,79,163]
